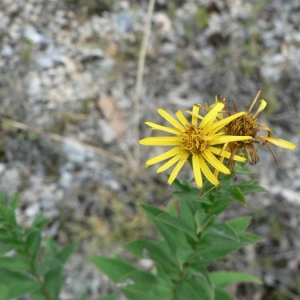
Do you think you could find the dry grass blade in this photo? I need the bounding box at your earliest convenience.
[133,0,156,171]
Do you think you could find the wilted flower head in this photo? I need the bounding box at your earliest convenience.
[139,103,252,187]
[222,90,296,165]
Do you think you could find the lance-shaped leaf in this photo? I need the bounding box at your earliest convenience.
[194,210,216,233]
[211,271,262,288]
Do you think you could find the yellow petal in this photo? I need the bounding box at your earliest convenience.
[168,152,189,184]
[209,112,246,134]
[186,110,204,122]
[200,102,224,129]
[157,151,188,173]
[192,105,200,126]
[209,135,252,145]
[253,99,267,117]
[202,149,230,174]
[158,108,184,130]
[145,147,182,167]
[139,136,179,146]
[192,154,203,187]
[145,122,181,135]
[258,136,296,150]
[208,146,246,162]
[198,155,219,186]
[175,110,189,126]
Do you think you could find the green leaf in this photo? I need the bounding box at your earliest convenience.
[165,200,178,217]
[213,185,247,207]
[29,288,49,300]
[156,213,198,241]
[0,256,31,272]
[230,187,247,206]
[36,258,62,275]
[174,281,202,300]
[141,205,188,252]
[32,213,50,230]
[179,200,195,229]
[123,239,177,268]
[173,189,212,205]
[56,241,77,264]
[44,267,63,299]
[0,229,11,239]
[226,216,252,232]
[0,267,37,285]
[96,294,120,300]
[176,246,194,269]
[209,198,232,215]
[45,236,59,255]
[214,287,235,300]
[170,177,193,192]
[240,232,263,243]
[211,271,262,288]
[207,223,240,242]
[0,280,40,300]
[194,210,215,233]
[236,181,266,195]
[174,275,213,300]
[89,256,138,283]
[7,194,19,211]
[26,230,41,259]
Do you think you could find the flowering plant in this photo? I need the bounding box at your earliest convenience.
[91,92,296,300]
[0,92,296,299]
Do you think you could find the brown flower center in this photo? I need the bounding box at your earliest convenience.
[180,125,207,154]
[225,114,258,144]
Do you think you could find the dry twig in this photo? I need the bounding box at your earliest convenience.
[1,118,130,168]
[133,0,156,171]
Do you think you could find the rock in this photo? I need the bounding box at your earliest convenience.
[98,120,117,145]
[0,167,22,196]
[36,46,67,69]
[114,13,133,35]
[1,44,13,58]
[24,26,49,45]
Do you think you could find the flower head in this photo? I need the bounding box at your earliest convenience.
[222,90,296,165]
[139,103,252,187]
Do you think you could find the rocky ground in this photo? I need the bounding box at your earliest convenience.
[1,0,300,299]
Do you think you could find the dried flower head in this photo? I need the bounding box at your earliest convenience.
[222,90,296,165]
[139,103,252,187]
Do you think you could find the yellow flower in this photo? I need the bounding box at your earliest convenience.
[223,90,296,165]
[139,103,252,187]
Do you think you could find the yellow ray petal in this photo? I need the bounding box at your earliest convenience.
[145,122,181,135]
[192,154,203,188]
[139,136,179,146]
[258,136,296,150]
[209,135,252,145]
[198,155,219,186]
[200,102,224,129]
[208,146,246,162]
[158,108,184,130]
[209,112,246,134]
[145,147,182,167]
[192,105,200,126]
[202,149,230,174]
[175,110,189,126]
[157,151,188,173]
[253,99,267,118]
[186,110,204,121]
[168,152,189,184]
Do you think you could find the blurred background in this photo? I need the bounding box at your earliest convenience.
[1,0,300,299]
